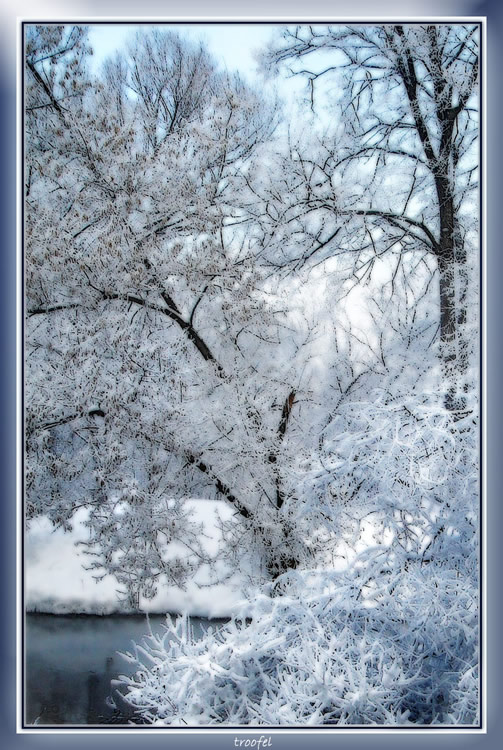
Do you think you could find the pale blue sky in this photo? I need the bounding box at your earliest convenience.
[87,23,280,81]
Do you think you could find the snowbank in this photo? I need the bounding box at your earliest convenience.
[25,501,246,618]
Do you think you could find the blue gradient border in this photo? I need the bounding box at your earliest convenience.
[2,0,499,748]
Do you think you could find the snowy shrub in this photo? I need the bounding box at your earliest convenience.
[115,545,478,726]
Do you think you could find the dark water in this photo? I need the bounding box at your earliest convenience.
[25,613,222,726]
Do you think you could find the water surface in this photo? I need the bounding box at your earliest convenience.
[25,613,221,726]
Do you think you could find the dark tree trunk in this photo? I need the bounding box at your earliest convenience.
[454,225,470,391]
[256,521,302,585]
[435,174,467,413]
[438,256,463,411]
[396,27,474,415]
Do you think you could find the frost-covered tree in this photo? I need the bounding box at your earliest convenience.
[263,23,479,412]
[25,25,320,600]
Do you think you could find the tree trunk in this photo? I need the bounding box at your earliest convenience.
[261,524,302,584]
[435,174,467,413]
[454,224,470,392]
[438,255,461,410]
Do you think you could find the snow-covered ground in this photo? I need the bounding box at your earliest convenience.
[25,500,246,618]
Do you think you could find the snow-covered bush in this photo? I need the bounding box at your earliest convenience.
[115,544,478,726]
